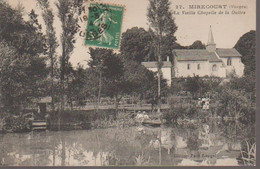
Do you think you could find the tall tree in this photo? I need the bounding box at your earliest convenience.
[56,0,78,128]
[37,0,59,110]
[147,0,177,113]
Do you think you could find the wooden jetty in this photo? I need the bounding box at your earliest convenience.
[31,120,47,131]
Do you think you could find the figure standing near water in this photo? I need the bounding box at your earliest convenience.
[93,9,118,45]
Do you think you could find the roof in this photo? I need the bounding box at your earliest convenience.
[208,26,215,45]
[173,49,222,62]
[216,48,242,57]
[141,61,172,68]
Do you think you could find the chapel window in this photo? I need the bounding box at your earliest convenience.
[197,64,200,70]
[187,64,190,70]
[227,58,232,66]
[212,64,217,71]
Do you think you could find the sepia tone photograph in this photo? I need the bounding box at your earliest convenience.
[0,0,256,166]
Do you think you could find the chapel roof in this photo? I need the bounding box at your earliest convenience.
[173,49,222,62]
[216,48,242,57]
[173,48,241,62]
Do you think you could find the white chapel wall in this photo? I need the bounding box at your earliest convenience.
[175,61,209,77]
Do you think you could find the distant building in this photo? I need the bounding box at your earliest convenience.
[173,26,244,78]
[141,56,172,86]
[141,26,244,85]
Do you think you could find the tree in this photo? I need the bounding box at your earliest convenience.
[141,71,169,111]
[234,30,256,76]
[56,0,78,127]
[188,40,206,49]
[67,64,87,107]
[88,47,114,106]
[184,76,201,96]
[102,54,125,112]
[0,2,45,56]
[37,0,59,110]
[120,27,154,63]
[0,2,48,113]
[147,0,177,113]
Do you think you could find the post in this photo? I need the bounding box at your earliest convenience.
[158,130,162,165]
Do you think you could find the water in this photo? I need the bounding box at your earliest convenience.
[0,120,243,166]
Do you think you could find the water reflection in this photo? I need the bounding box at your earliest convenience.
[0,120,242,166]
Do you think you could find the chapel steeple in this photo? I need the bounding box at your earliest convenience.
[206,25,216,52]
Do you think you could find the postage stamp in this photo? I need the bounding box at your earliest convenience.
[85,3,124,49]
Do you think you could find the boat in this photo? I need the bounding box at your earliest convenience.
[142,119,162,127]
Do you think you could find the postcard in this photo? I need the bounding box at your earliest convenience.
[0,0,256,166]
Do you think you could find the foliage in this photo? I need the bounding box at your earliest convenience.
[173,40,205,50]
[37,0,59,107]
[215,86,255,125]
[4,114,31,132]
[88,47,115,104]
[0,117,6,132]
[0,41,48,113]
[120,27,154,63]
[88,48,126,109]
[56,0,79,111]
[67,65,88,106]
[187,132,200,151]
[229,75,255,95]
[163,106,186,125]
[187,40,206,49]
[91,111,136,129]
[0,3,48,113]
[147,0,177,112]
[84,68,99,99]
[237,138,256,166]
[184,76,202,96]
[88,47,169,111]
[234,30,256,76]
[134,153,150,166]
[0,2,45,55]
[147,0,177,61]
[171,76,221,97]
[101,54,126,106]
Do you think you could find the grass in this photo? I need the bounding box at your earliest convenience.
[240,140,256,166]
[91,111,136,129]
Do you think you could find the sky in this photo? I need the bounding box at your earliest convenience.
[7,0,256,67]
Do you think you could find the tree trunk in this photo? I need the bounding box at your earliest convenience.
[97,70,102,110]
[157,31,162,114]
[114,95,119,116]
[53,145,56,166]
[51,55,55,112]
[61,134,66,166]
[59,43,66,131]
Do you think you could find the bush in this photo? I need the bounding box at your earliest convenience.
[91,111,136,129]
[163,106,186,125]
[0,117,6,132]
[4,115,31,132]
[187,133,200,151]
[237,138,256,166]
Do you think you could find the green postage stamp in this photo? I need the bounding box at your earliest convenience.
[85,3,124,49]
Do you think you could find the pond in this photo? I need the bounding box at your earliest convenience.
[0,119,245,166]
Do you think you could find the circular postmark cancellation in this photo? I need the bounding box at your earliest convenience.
[86,4,112,41]
[85,3,124,49]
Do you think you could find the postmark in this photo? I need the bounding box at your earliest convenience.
[85,3,124,49]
